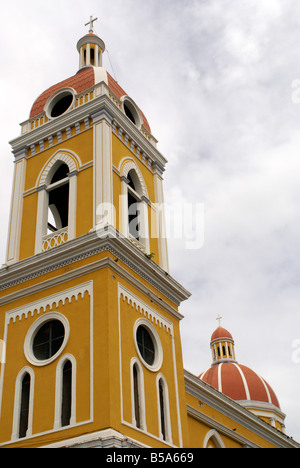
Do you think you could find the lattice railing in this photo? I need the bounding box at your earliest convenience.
[42,227,69,252]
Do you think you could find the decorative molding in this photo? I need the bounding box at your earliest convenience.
[0,230,190,307]
[6,281,93,325]
[119,284,172,335]
[10,94,167,172]
[37,149,81,187]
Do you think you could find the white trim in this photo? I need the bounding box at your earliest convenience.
[218,363,223,392]
[153,172,169,272]
[93,119,114,229]
[6,157,27,265]
[44,88,75,120]
[233,363,251,400]
[121,96,142,130]
[203,429,225,448]
[11,366,35,441]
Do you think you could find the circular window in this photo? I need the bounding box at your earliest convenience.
[45,89,75,119]
[24,313,70,366]
[136,325,155,366]
[121,96,142,129]
[134,319,163,371]
[33,320,65,360]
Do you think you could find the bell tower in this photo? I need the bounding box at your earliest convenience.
[0,19,190,448]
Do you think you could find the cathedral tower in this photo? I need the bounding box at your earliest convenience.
[0,20,191,448]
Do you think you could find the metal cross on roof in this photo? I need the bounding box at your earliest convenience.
[85,15,98,34]
[216,314,222,327]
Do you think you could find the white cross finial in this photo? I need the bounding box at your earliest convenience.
[216,315,222,327]
[85,15,98,34]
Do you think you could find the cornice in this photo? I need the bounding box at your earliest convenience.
[184,370,300,448]
[9,87,167,170]
[0,228,190,308]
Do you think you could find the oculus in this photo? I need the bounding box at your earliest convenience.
[134,319,163,372]
[45,89,75,119]
[24,313,70,366]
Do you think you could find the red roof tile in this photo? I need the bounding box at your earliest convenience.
[29,67,151,133]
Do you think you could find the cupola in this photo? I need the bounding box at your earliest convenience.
[76,16,106,69]
[210,317,237,365]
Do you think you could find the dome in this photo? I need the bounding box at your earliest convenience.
[199,362,280,408]
[198,323,286,430]
[29,28,151,133]
[211,326,233,342]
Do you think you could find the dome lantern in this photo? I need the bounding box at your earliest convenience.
[210,315,236,365]
[76,16,106,69]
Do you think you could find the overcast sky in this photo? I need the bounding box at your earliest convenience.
[1,0,300,443]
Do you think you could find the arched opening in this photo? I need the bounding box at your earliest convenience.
[203,429,225,448]
[61,360,72,427]
[157,376,172,443]
[47,163,69,234]
[127,170,142,241]
[19,373,31,439]
[159,379,166,441]
[133,363,141,429]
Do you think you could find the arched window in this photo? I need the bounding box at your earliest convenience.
[12,367,34,441]
[35,152,79,254]
[47,163,69,234]
[156,375,172,443]
[19,373,31,438]
[133,363,141,429]
[203,429,225,448]
[131,359,146,431]
[61,360,72,427]
[54,355,76,429]
[119,160,150,254]
[127,170,142,241]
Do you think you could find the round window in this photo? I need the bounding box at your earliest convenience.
[136,325,155,366]
[45,89,75,119]
[24,313,70,366]
[134,319,163,371]
[32,320,65,360]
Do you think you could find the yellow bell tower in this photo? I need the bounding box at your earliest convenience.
[0,18,191,448]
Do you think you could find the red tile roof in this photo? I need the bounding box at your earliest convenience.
[29,67,151,133]
[30,67,95,118]
[199,362,280,408]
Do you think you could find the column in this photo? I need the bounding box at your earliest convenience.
[5,148,27,265]
[92,109,114,231]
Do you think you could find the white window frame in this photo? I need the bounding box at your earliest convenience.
[11,367,35,441]
[54,354,77,429]
[35,151,79,254]
[156,374,172,444]
[130,358,147,431]
[119,159,150,254]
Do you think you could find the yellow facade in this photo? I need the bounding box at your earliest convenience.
[0,25,298,449]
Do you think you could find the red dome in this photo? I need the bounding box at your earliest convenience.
[211,327,233,342]
[29,67,151,133]
[199,362,280,408]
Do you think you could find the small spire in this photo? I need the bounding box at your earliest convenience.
[85,15,98,34]
[216,314,222,327]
